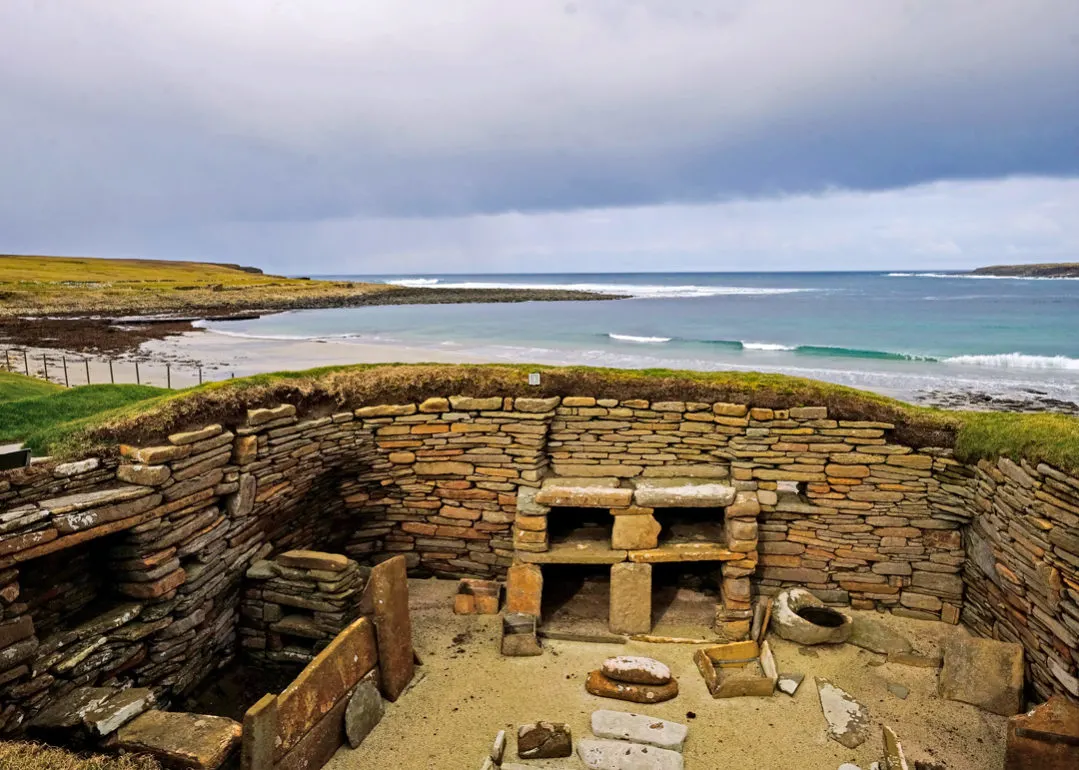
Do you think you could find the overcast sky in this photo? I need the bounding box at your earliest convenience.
[2,1,1078,274]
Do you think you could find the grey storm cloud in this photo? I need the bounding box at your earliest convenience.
[0,0,1078,270]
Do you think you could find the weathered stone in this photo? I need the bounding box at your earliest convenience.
[414,461,474,476]
[514,396,561,412]
[169,425,222,445]
[505,563,543,616]
[777,672,805,696]
[449,395,503,410]
[232,435,258,465]
[82,688,156,736]
[883,725,910,770]
[602,656,672,685]
[848,615,913,655]
[517,721,572,759]
[612,514,661,550]
[577,738,684,770]
[247,404,295,426]
[276,617,378,753]
[771,588,853,645]
[491,730,507,763]
[586,670,679,703]
[816,677,870,748]
[355,404,416,417]
[277,550,351,572]
[345,679,384,749]
[536,479,633,508]
[501,612,543,657]
[368,555,414,701]
[117,464,171,486]
[54,458,100,477]
[1005,695,1079,770]
[610,562,651,635]
[591,710,687,752]
[115,710,241,770]
[632,480,736,508]
[939,634,1024,716]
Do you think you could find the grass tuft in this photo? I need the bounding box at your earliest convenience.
[0,741,160,770]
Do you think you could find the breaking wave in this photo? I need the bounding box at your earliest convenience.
[608,333,673,343]
[384,278,814,299]
[941,353,1079,370]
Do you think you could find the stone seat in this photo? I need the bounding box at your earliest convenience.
[113,709,242,770]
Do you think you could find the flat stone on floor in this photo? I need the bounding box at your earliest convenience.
[939,634,1024,716]
[577,738,685,770]
[590,709,688,751]
[114,710,241,770]
[517,721,572,759]
[816,678,870,749]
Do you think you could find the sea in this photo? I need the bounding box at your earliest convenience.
[197,272,1079,407]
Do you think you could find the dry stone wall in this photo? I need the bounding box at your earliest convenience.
[0,382,1077,723]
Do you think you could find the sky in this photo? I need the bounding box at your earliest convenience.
[1,0,1078,274]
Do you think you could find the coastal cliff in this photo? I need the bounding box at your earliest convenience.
[972,262,1079,278]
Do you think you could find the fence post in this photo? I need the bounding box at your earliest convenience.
[23,351,29,376]
[109,359,115,384]
[84,358,91,385]
[198,366,203,385]
[135,361,140,385]
[4,350,10,372]
[42,356,49,383]
[62,356,70,388]
[166,364,171,390]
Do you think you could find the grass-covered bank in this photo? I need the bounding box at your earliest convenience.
[0,742,160,770]
[0,371,62,403]
[1,364,1077,474]
[0,374,165,454]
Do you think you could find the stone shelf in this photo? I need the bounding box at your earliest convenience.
[515,529,739,565]
[534,475,736,509]
[627,543,741,563]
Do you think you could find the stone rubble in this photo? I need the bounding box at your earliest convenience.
[517,720,572,759]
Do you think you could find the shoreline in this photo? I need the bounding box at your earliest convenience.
[7,328,1071,415]
[0,286,622,355]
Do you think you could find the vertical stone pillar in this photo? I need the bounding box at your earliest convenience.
[609,562,651,635]
[513,487,550,553]
[717,489,760,641]
[610,507,660,550]
[505,563,543,617]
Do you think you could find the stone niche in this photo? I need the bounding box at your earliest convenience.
[511,474,760,639]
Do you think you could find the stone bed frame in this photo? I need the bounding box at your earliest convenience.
[0,383,1076,756]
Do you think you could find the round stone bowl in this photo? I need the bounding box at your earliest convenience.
[771,588,853,645]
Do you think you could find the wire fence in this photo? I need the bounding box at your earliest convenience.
[1,347,235,390]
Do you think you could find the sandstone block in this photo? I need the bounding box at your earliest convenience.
[169,425,222,446]
[1005,695,1079,770]
[355,404,416,417]
[115,710,241,770]
[601,656,671,685]
[414,461,473,476]
[590,710,687,752]
[609,562,651,635]
[577,738,684,770]
[277,550,351,572]
[514,396,561,412]
[117,464,171,486]
[939,634,1024,715]
[517,721,571,759]
[368,555,415,701]
[612,514,661,550]
[505,564,543,616]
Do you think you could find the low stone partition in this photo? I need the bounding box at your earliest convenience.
[0,368,1076,728]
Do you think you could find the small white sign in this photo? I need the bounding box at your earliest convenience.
[528,372,541,386]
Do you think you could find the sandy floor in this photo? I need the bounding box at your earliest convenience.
[326,579,1006,770]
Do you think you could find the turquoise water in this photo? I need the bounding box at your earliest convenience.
[199,272,1079,403]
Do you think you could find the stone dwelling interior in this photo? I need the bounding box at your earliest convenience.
[0,385,1076,769]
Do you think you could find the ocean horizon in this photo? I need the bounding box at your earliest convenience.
[199,271,1079,405]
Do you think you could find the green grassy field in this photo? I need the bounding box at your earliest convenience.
[1,364,1075,474]
[0,371,63,402]
[0,374,166,454]
[0,253,389,317]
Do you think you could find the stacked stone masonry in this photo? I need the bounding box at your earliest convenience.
[0,390,1076,734]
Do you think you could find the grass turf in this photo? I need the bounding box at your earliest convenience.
[0,742,160,770]
[2,364,1077,474]
[0,371,63,403]
[0,382,167,455]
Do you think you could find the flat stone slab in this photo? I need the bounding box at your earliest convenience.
[577,738,685,770]
[627,543,739,563]
[939,633,1024,716]
[848,615,913,655]
[631,480,737,508]
[115,710,241,770]
[816,678,869,749]
[537,478,633,508]
[590,710,688,751]
[518,541,628,564]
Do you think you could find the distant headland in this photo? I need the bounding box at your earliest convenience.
[972,262,1079,278]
